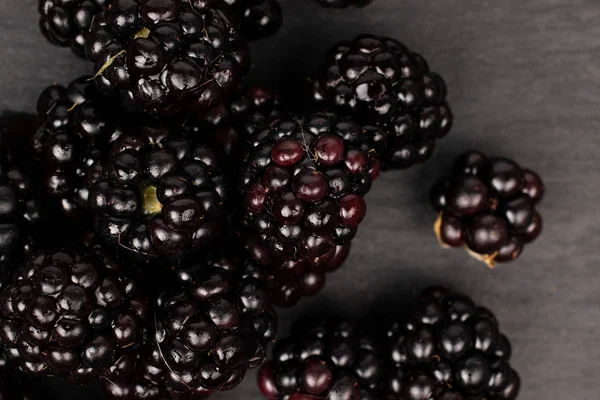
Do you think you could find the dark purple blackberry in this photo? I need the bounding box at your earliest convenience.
[225,0,282,40]
[38,0,108,57]
[0,245,148,383]
[431,150,545,267]
[258,315,384,400]
[107,253,277,398]
[313,0,372,8]
[382,287,520,400]
[184,85,282,175]
[88,123,231,260]
[33,76,124,220]
[239,112,379,305]
[311,34,453,169]
[85,0,250,114]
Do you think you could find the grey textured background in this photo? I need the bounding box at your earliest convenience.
[1,0,600,399]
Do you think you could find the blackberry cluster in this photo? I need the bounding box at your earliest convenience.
[38,0,107,57]
[88,123,231,260]
[225,0,283,40]
[257,315,384,400]
[313,0,372,8]
[33,76,123,220]
[0,149,41,288]
[382,287,520,400]
[430,151,544,266]
[106,254,277,398]
[85,0,250,114]
[239,112,379,304]
[311,34,453,169]
[0,246,148,383]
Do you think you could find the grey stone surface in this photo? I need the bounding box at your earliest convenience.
[1,0,599,399]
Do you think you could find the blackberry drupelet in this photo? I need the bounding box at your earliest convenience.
[431,150,545,267]
[382,287,520,400]
[85,0,250,114]
[38,0,108,57]
[311,34,453,169]
[225,0,282,40]
[0,245,147,383]
[106,254,277,398]
[257,315,384,400]
[88,123,231,260]
[313,0,372,8]
[33,76,123,220]
[239,112,379,305]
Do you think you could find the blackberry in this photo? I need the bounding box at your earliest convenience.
[269,243,351,307]
[313,0,372,8]
[431,150,545,267]
[258,315,383,400]
[38,0,107,57]
[33,76,123,220]
[0,245,148,383]
[382,287,520,400]
[225,0,283,40]
[239,112,379,304]
[88,122,231,260]
[311,34,453,169]
[85,0,250,114]
[107,253,277,398]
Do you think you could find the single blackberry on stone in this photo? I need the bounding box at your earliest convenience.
[382,287,520,400]
[88,122,231,260]
[313,0,372,8]
[33,76,124,220]
[38,0,108,57]
[239,112,379,304]
[257,315,384,400]
[108,254,276,398]
[0,245,148,383]
[431,150,544,267]
[311,34,453,169]
[224,0,282,40]
[183,85,282,179]
[269,243,351,307]
[85,0,250,114]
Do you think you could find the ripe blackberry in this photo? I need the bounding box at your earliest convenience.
[311,34,453,169]
[313,0,372,8]
[88,122,231,260]
[0,245,148,383]
[106,253,277,398]
[85,0,250,114]
[257,315,384,400]
[431,150,545,267]
[240,112,379,263]
[184,85,282,175]
[33,76,123,220]
[225,0,283,40]
[382,287,520,400]
[269,243,351,307]
[38,0,107,57]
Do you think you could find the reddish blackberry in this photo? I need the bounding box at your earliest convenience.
[239,112,379,305]
[184,85,282,175]
[313,0,372,8]
[269,243,351,307]
[107,253,277,398]
[85,0,250,114]
[382,287,520,400]
[311,34,453,169]
[33,76,123,220]
[88,122,231,260]
[431,150,544,267]
[0,245,148,383]
[38,0,107,57]
[225,0,283,40]
[257,315,384,400]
